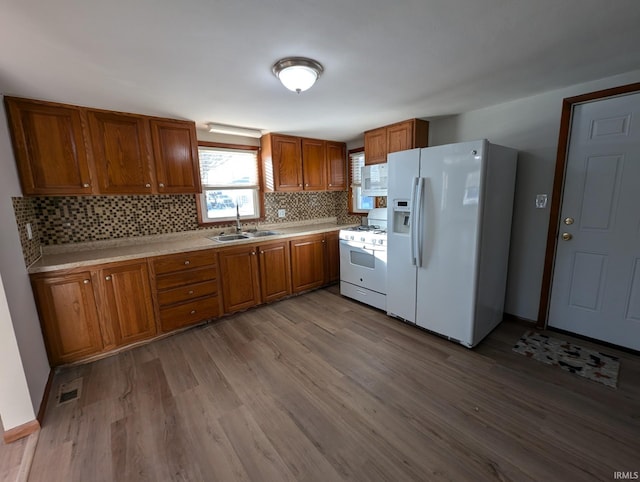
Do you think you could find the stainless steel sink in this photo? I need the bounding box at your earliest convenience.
[208,231,281,242]
[211,234,249,242]
[245,230,281,237]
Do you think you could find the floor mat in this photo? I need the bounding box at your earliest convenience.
[513,331,620,388]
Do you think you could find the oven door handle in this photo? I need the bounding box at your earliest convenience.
[340,240,386,252]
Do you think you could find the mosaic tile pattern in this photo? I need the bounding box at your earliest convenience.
[34,195,200,244]
[33,191,362,245]
[11,196,42,266]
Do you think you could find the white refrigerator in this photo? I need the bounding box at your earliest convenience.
[386,140,517,347]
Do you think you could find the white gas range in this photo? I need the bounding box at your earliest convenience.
[339,208,388,310]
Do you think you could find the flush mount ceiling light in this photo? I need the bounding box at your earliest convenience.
[207,123,263,138]
[272,57,324,94]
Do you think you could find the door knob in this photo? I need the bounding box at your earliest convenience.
[564,217,574,225]
[561,233,572,241]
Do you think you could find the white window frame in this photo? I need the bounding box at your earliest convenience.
[198,143,262,224]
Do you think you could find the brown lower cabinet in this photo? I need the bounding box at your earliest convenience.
[324,231,340,284]
[31,260,156,366]
[30,231,340,366]
[290,232,340,292]
[218,240,292,313]
[149,249,221,332]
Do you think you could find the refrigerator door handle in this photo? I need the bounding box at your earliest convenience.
[415,177,425,268]
[409,176,419,265]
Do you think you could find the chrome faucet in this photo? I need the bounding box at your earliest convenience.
[235,204,242,233]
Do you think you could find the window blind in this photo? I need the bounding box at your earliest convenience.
[198,147,259,188]
[349,151,365,186]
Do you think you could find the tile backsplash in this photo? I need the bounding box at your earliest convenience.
[22,191,360,250]
[11,196,41,267]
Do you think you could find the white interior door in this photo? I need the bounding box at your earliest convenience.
[548,92,640,350]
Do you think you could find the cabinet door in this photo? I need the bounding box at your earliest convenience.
[301,138,326,190]
[5,98,93,195]
[150,118,201,194]
[324,232,340,284]
[88,110,154,194]
[219,245,261,313]
[101,261,156,348]
[31,272,103,365]
[387,120,414,154]
[326,141,346,191]
[364,127,387,165]
[272,134,303,191]
[290,235,326,293]
[258,241,292,303]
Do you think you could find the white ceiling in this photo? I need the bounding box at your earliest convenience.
[1,0,639,143]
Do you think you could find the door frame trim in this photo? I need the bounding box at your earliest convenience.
[536,82,640,328]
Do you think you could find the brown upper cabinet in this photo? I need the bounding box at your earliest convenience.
[326,141,346,191]
[261,133,346,192]
[150,119,201,194]
[4,97,201,196]
[4,98,94,195]
[87,110,154,194]
[364,118,429,165]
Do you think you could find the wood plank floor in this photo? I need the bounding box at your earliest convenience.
[23,286,640,481]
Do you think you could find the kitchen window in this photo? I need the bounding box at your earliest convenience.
[198,143,261,224]
[349,150,374,214]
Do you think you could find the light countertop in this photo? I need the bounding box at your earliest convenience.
[29,220,355,274]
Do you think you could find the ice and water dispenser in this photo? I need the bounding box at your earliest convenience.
[392,199,411,234]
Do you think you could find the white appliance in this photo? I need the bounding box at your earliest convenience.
[361,163,388,196]
[386,140,517,347]
[339,208,387,310]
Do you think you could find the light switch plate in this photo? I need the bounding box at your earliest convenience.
[535,194,548,209]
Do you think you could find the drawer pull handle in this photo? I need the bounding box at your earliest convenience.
[190,310,196,315]
[184,260,190,265]
[83,279,90,284]
[105,276,111,281]
[159,183,165,188]
[188,290,194,295]
[82,183,90,188]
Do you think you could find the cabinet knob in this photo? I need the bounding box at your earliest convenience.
[322,239,326,243]
[83,279,90,284]
[251,251,256,256]
[190,310,196,315]
[159,183,165,188]
[188,290,194,295]
[260,251,265,254]
[328,183,332,187]
[82,183,90,188]
[105,276,111,281]
[145,183,151,188]
[184,260,190,265]
[305,183,309,187]
[299,184,302,187]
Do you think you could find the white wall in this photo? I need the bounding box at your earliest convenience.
[0,97,50,430]
[0,274,35,429]
[429,69,640,321]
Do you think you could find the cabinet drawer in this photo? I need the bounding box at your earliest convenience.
[155,266,217,290]
[157,280,218,306]
[159,297,219,332]
[152,250,215,275]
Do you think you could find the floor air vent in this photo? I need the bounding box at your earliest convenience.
[57,378,83,406]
